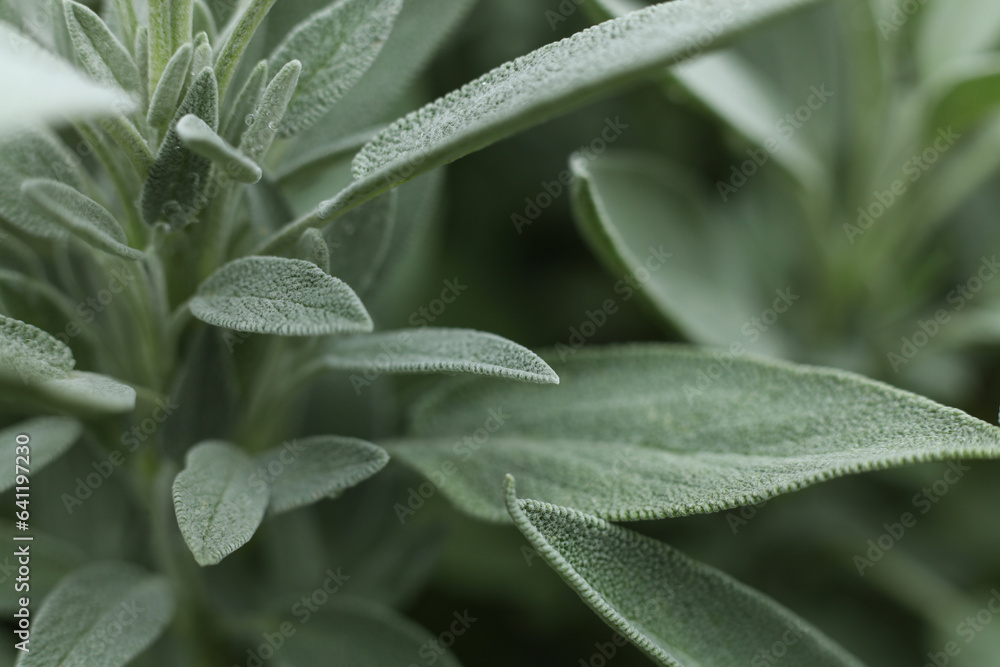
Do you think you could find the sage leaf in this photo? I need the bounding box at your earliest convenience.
[21,178,144,260]
[220,59,267,145]
[176,114,262,183]
[324,189,396,295]
[0,416,82,493]
[255,435,389,514]
[172,440,269,566]
[321,328,559,384]
[239,59,301,163]
[18,562,174,667]
[389,345,1000,522]
[916,0,1000,76]
[928,55,1000,135]
[146,0,173,88]
[190,29,212,75]
[141,66,219,228]
[295,227,330,273]
[214,0,277,98]
[63,0,140,94]
[504,478,864,667]
[190,256,373,336]
[171,0,193,49]
[0,314,74,382]
[268,0,402,139]
[146,42,193,128]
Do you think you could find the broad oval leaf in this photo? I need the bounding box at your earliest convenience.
[268,0,403,139]
[0,416,82,493]
[18,562,174,667]
[0,314,74,381]
[254,435,388,514]
[387,345,1000,522]
[191,256,373,336]
[172,440,269,566]
[505,478,864,667]
[176,114,262,183]
[21,178,143,260]
[322,328,559,384]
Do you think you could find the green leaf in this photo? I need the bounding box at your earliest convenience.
[189,29,212,75]
[295,227,330,272]
[141,66,219,228]
[176,114,262,183]
[18,562,174,667]
[504,478,864,667]
[255,435,388,514]
[321,328,559,384]
[927,55,1000,135]
[214,0,277,98]
[268,0,403,139]
[0,127,84,239]
[261,0,822,251]
[272,598,465,667]
[220,59,267,145]
[0,416,82,493]
[192,0,217,42]
[172,440,269,566]
[324,189,396,295]
[388,345,1000,522]
[239,59,301,163]
[190,256,373,336]
[146,42,192,128]
[21,178,144,260]
[916,0,1000,76]
[0,314,74,382]
[0,23,133,133]
[63,0,141,94]
[110,0,138,53]
[146,0,173,88]
[171,0,193,49]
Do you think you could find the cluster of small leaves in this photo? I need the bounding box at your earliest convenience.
[0,0,999,665]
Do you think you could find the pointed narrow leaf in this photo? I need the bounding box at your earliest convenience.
[147,0,173,87]
[64,0,141,93]
[269,0,402,139]
[324,189,396,295]
[19,562,174,667]
[322,328,559,384]
[22,178,143,260]
[295,227,330,272]
[193,0,217,41]
[239,59,301,162]
[214,0,277,97]
[142,66,219,228]
[173,441,269,566]
[146,42,193,128]
[191,256,373,336]
[171,0,193,48]
[388,345,1000,522]
[176,114,262,183]
[221,59,267,145]
[505,478,863,667]
[111,0,139,52]
[0,417,81,493]
[190,30,213,75]
[255,435,388,514]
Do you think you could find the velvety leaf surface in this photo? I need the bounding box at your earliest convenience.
[172,440,269,566]
[146,42,193,128]
[190,256,373,335]
[176,114,262,183]
[322,328,559,384]
[255,435,389,514]
[239,59,301,162]
[0,416,82,493]
[505,478,864,667]
[17,562,174,667]
[388,345,1000,522]
[63,0,141,93]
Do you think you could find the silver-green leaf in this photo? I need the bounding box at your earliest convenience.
[190,256,373,336]
[214,0,277,97]
[505,478,864,667]
[255,435,388,514]
[239,59,301,163]
[63,0,141,94]
[17,562,174,667]
[176,114,262,183]
[388,345,1000,522]
[172,440,269,566]
[0,416,82,493]
[146,42,193,128]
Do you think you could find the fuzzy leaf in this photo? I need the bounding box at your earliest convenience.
[255,435,388,514]
[220,59,267,145]
[322,328,559,384]
[176,114,262,183]
[172,441,269,566]
[0,127,84,239]
[63,0,141,93]
[146,42,193,128]
[269,0,402,139]
[324,189,396,295]
[388,345,1000,522]
[141,66,219,228]
[214,0,277,97]
[0,416,82,493]
[21,178,143,260]
[239,59,301,162]
[18,562,174,667]
[147,0,173,87]
[0,314,74,382]
[295,228,330,272]
[171,0,193,48]
[505,478,864,667]
[190,30,212,75]
[190,256,373,336]
[273,598,464,667]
